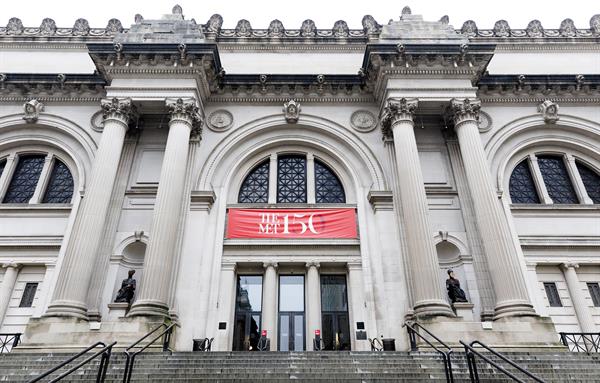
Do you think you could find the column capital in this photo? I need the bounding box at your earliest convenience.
[561,262,579,271]
[263,261,278,270]
[305,261,320,269]
[346,261,362,271]
[100,97,136,127]
[450,98,481,127]
[221,262,237,272]
[165,98,204,132]
[380,97,418,138]
[1,262,22,270]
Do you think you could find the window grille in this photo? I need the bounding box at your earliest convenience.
[509,160,540,204]
[238,160,270,204]
[538,155,578,204]
[543,282,562,307]
[315,160,345,203]
[277,155,307,203]
[576,162,600,204]
[19,283,38,308]
[588,283,600,307]
[42,160,74,203]
[3,155,45,203]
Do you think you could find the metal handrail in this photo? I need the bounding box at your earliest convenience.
[0,333,21,353]
[460,340,546,383]
[559,332,600,353]
[122,323,175,383]
[28,341,116,383]
[404,322,454,383]
[369,337,383,351]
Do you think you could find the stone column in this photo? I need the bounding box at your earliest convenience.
[45,98,136,319]
[261,262,278,350]
[305,262,321,349]
[562,263,596,332]
[0,263,21,324]
[347,262,370,351]
[129,98,202,317]
[451,98,536,319]
[380,98,453,317]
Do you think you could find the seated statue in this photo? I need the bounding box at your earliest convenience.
[446,269,468,303]
[114,269,136,304]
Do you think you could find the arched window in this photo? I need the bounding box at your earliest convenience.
[277,155,307,203]
[509,160,540,204]
[238,160,269,203]
[0,152,75,204]
[315,159,345,203]
[576,162,600,204]
[237,153,346,204]
[537,155,578,204]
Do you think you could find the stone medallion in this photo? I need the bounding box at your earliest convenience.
[90,110,104,132]
[477,111,492,132]
[207,110,234,132]
[350,110,377,132]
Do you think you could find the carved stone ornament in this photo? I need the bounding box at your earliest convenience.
[134,14,144,24]
[6,18,24,35]
[73,18,90,36]
[300,19,317,37]
[526,20,544,37]
[461,20,478,36]
[591,14,600,35]
[206,110,233,132]
[332,20,349,37]
[39,18,57,35]
[283,100,301,123]
[380,97,418,137]
[166,98,203,131]
[100,97,135,123]
[172,4,183,15]
[105,18,123,34]
[350,110,377,132]
[401,6,411,16]
[559,18,577,37]
[538,100,560,124]
[493,20,511,37]
[206,14,223,33]
[450,98,481,126]
[439,15,450,25]
[268,19,285,37]
[22,99,44,123]
[235,19,252,37]
[362,15,381,34]
[90,110,105,132]
[477,111,493,132]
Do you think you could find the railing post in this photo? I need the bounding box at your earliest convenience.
[407,327,418,351]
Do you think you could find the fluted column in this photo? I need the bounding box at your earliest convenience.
[261,262,278,350]
[380,98,453,317]
[0,263,21,324]
[129,98,202,317]
[305,262,321,349]
[562,263,596,332]
[46,98,136,319]
[451,98,536,319]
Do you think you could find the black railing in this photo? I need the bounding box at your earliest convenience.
[404,322,454,383]
[461,340,546,383]
[559,332,600,353]
[122,323,175,383]
[0,333,21,353]
[28,341,116,383]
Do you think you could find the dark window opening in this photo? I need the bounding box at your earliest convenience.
[509,160,540,204]
[19,283,39,308]
[544,282,562,307]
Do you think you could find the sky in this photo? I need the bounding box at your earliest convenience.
[1,0,598,30]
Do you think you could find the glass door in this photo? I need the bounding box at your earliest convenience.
[321,275,351,350]
[278,275,305,351]
[232,275,263,351]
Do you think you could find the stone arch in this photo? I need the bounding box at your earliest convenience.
[0,113,98,190]
[485,114,600,192]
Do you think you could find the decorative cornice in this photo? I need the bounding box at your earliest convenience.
[0,73,106,101]
[450,98,481,127]
[379,97,418,138]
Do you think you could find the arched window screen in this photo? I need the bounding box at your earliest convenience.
[509,160,540,204]
[576,162,600,204]
[315,160,345,203]
[277,155,307,203]
[42,160,74,203]
[537,155,578,204]
[238,160,269,203]
[3,155,45,203]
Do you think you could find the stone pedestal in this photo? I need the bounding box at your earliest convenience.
[452,302,475,321]
[107,303,130,321]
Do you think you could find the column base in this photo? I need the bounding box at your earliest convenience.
[43,300,89,320]
[127,299,170,318]
[413,299,455,319]
[493,299,538,320]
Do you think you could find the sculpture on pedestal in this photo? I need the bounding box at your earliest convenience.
[114,269,136,304]
[446,269,468,303]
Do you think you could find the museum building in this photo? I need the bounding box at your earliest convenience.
[0,5,599,352]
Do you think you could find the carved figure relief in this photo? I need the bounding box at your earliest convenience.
[235,19,252,37]
[526,20,544,37]
[461,20,478,36]
[105,18,123,34]
[300,19,317,37]
[362,15,380,34]
[22,99,44,123]
[206,14,223,33]
[538,100,560,124]
[268,19,285,37]
[207,110,234,132]
[283,100,301,123]
[6,18,24,35]
[39,18,57,35]
[350,110,377,132]
[332,20,349,37]
[493,20,511,37]
[72,18,90,35]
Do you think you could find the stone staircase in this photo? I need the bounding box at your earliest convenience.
[1,350,600,382]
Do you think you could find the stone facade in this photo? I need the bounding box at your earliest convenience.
[0,6,599,352]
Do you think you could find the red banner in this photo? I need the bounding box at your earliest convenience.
[226,208,357,239]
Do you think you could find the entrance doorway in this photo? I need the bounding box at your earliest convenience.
[278,275,305,351]
[320,275,351,350]
[232,275,262,351]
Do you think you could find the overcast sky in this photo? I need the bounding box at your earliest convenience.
[1,0,598,30]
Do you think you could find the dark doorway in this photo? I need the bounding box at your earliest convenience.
[321,275,351,350]
[232,275,262,351]
[278,275,305,351]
